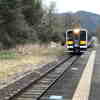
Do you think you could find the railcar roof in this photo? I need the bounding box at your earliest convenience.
[66,28,88,32]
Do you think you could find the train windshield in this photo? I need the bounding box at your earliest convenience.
[67,31,80,41]
[67,31,74,40]
[80,31,86,41]
[67,30,86,41]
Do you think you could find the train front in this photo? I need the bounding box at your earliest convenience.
[65,28,88,53]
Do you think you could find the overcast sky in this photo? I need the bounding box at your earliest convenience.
[43,0,100,14]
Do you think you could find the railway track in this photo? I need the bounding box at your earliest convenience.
[0,54,80,100]
[0,55,72,100]
[5,55,79,100]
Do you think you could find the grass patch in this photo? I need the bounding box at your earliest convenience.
[0,51,16,59]
[0,45,65,81]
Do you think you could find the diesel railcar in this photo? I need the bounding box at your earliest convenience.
[65,28,88,53]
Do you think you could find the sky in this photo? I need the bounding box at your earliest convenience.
[43,0,100,14]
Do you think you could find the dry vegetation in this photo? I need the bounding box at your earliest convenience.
[0,44,64,85]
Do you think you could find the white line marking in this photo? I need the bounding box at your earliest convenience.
[71,67,78,71]
[49,95,63,99]
[72,51,96,100]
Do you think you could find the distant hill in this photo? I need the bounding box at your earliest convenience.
[75,11,100,32]
[56,11,100,33]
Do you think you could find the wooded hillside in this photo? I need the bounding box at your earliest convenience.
[0,0,98,49]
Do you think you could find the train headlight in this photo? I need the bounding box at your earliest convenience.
[80,41,87,44]
[66,41,74,45]
[73,29,80,35]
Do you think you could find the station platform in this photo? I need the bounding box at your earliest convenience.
[89,47,100,100]
[39,47,100,100]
